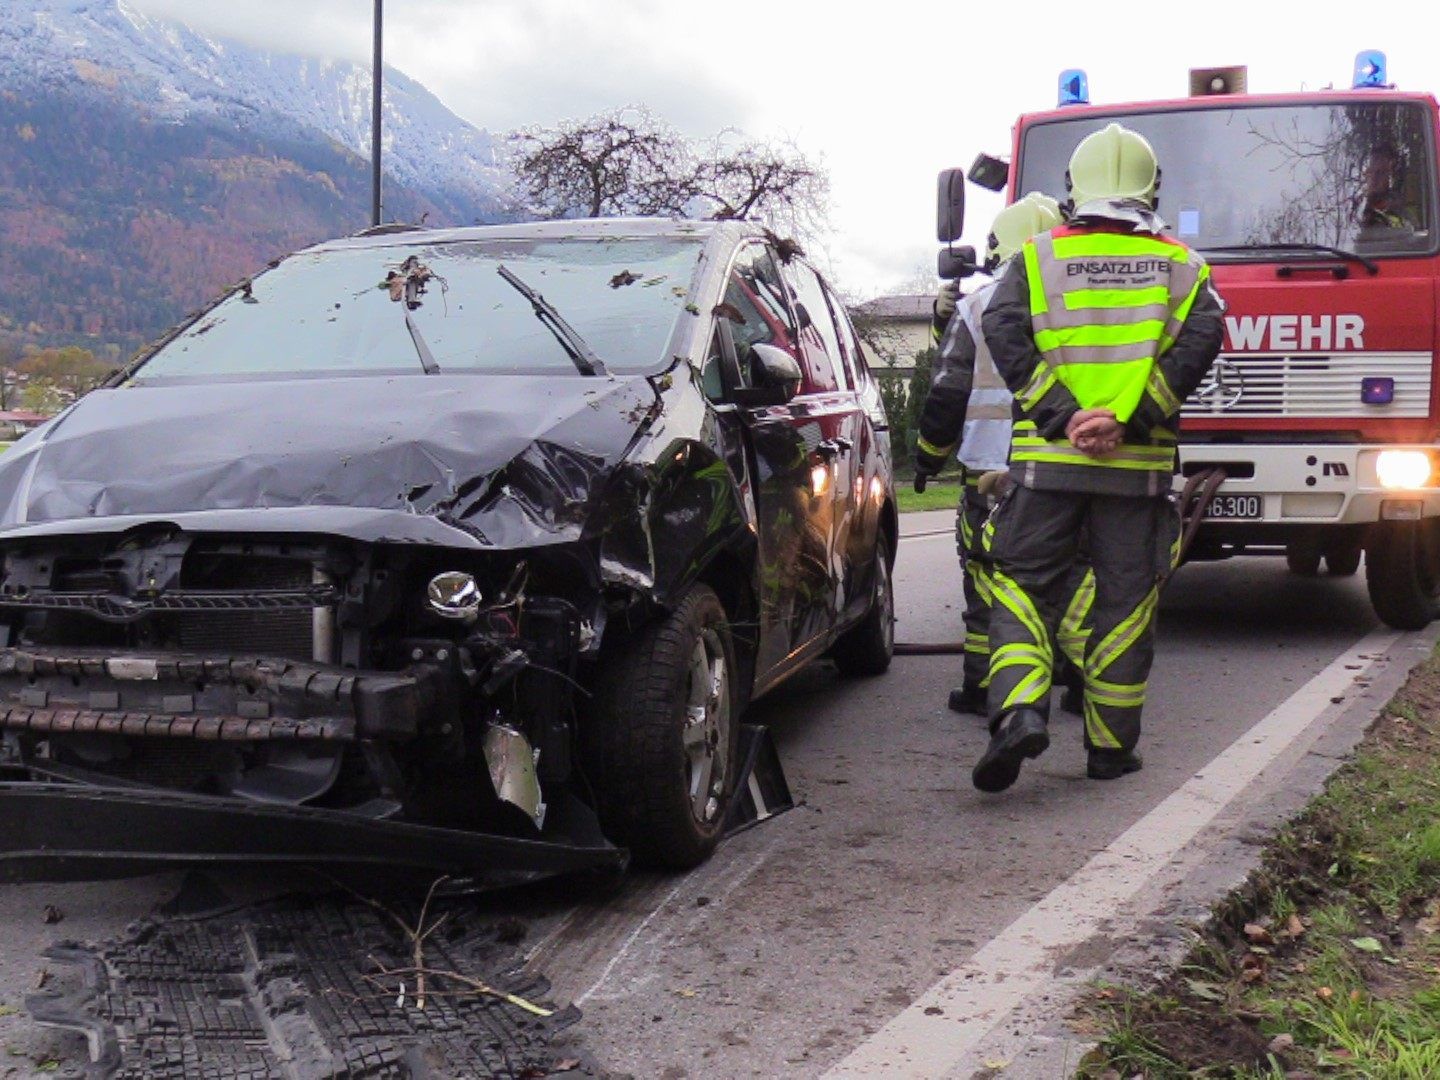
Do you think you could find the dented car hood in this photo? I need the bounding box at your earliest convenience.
[0,373,659,548]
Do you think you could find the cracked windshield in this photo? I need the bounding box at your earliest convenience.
[1018,101,1435,255]
[132,235,703,379]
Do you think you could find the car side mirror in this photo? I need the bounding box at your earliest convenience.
[734,343,802,408]
[937,168,966,243]
[968,153,1009,193]
[938,245,979,281]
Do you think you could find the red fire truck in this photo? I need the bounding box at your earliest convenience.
[963,53,1440,629]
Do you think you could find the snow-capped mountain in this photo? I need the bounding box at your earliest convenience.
[0,0,509,216]
[0,0,517,355]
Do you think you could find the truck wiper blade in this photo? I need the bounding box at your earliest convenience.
[496,265,608,376]
[404,309,441,375]
[1200,242,1378,275]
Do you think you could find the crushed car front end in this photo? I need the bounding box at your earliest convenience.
[0,219,754,881]
[0,513,627,879]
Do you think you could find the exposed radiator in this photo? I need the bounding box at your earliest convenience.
[176,558,316,661]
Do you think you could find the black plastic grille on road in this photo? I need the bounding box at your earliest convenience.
[27,892,589,1079]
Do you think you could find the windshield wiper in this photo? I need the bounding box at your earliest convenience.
[1201,242,1379,275]
[404,309,441,375]
[496,265,608,376]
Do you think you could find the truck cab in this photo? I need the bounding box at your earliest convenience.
[994,57,1440,628]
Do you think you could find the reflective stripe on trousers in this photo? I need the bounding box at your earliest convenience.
[1057,566,1096,671]
[984,485,1169,752]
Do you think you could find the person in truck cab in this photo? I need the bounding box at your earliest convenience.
[914,194,1090,719]
[971,122,1225,793]
[1355,143,1415,231]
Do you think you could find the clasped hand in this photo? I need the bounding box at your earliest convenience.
[1065,409,1123,458]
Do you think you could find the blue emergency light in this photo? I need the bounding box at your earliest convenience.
[1353,50,1388,89]
[1058,69,1090,107]
[1362,377,1395,405]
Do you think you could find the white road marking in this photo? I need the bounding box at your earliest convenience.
[825,628,1402,1078]
[898,529,953,543]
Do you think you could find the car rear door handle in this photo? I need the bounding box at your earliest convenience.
[816,437,853,458]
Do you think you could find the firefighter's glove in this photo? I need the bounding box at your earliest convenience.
[934,280,959,322]
[913,446,947,493]
[976,470,1010,498]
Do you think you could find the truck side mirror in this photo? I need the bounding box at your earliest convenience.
[968,153,1009,193]
[734,343,802,408]
[938,245,979,281]
[937,168,966,243]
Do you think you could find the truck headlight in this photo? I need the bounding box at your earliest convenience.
[1376,450,1432,490]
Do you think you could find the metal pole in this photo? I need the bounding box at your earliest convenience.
[370,0,383,227]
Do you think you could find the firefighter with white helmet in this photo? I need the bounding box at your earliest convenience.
[915,193,1074,716]
[971,122,1225,792]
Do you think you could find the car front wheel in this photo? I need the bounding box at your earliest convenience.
[586,584,738,869]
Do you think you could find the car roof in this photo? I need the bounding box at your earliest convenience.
[305,216,765,255]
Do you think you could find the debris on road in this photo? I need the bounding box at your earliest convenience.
[26,885,593,1078]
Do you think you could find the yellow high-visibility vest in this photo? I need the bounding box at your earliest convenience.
[1011,228,1207,476]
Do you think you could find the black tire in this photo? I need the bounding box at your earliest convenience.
[1286,543,1321,577]
[584,584,738,869]
[832,533,895,677]
[1325,545,1362,577]
[1366,520,1440,630]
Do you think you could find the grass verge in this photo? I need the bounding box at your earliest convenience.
[896,479,962,514]
[1076,648,1440,1079]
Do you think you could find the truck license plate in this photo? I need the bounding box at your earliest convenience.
[1205,493,1262,520]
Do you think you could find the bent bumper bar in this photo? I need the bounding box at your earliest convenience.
[0,782,626,884]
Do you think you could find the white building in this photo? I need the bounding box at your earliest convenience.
[849,294,934,379]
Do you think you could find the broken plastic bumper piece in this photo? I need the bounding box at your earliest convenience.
[0,782,626,883]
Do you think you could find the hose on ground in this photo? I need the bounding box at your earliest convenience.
[892,467,1231,655]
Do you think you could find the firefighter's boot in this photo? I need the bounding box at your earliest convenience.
[948,682,988,716]
[1087,748,1143,780]
[972,708,1050,793]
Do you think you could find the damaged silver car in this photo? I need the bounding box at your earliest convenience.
[0,219,895,877]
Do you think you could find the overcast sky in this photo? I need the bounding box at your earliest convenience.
[130,0,1440,299]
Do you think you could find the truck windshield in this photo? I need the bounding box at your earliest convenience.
[1017,101,1436,258]
[131,234,703,381]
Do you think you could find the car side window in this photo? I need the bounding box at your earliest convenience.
[823,281,864,390]
[700,327,727,401]
[781,259,846,394]
[713,245,800,394]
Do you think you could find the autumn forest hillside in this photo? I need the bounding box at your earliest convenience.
[0,88,473,361]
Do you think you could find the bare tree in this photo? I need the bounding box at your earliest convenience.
[507,110,829,243]
[508,107,693,219]
[691,135,829,239]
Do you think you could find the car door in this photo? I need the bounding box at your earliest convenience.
[714,243,838,682]
[821,280,887,622]
[777,257,865,637]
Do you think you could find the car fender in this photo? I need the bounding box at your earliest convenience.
[594,436,754,609]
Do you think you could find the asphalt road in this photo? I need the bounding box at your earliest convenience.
[0,507,1426,1078]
